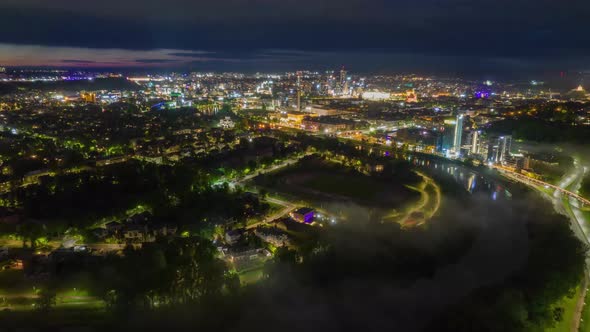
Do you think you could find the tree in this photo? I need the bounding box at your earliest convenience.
[35,287,57,312]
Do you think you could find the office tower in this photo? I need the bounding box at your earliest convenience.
[487,135,512,163]
[439,113,463,156]
[453,114,464,152]
[469,130,479,154]
[296,71,302,112]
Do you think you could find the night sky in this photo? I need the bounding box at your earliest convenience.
[1,0,589,76]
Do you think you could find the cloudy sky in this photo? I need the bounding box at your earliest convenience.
[0,0,588,75]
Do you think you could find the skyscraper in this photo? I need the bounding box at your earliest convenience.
[469,130,479,155]
[296,71,302,112]
[487,135,512,163]
[453,114,464,152]
[439,113,464,156]
[340,67,347,86]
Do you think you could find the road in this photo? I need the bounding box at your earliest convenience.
[246,196,296,230]
[497,162,589,244]
[493,165,590,207]
[228,152,312,187]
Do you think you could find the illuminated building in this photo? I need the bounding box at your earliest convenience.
[469,130,479,154]
[362,91,391,101]
[307,105,339,116]
[487,135,512,163]
[80,92,96,103]
[296,71,302,112]
[219,116,235,129]
[290,207,315,224]
[440,114,464,156]
[301,116,351,133]
[283,111,313,124]
[340,68,347,86]
[453,114,464,152]
[406,89,418,103]
[337,67,349,96]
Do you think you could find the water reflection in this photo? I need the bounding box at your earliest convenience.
[402,154,511,201]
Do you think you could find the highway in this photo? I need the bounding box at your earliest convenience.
[491,165,590,207]
[495,163,590,244]
[495,156,590,315]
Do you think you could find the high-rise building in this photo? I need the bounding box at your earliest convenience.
[469,130,479,155]
[439,113,464,156]
[453,114,464,152]
[487,135,512,163]
[340,68,347,86]
[296,71,302,112]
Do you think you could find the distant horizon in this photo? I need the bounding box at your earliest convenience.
[0,43,589,84]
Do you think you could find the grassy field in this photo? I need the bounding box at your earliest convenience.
[254,157,420,211]
[0,307,107,328]
[0,269,36,296]
[301,171,386,202]
[580,286,590,332]
[0,269,103,313]
[547,286,581,332]
[239,267,265,285]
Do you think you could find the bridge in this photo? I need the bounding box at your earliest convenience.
[494,166,590,206]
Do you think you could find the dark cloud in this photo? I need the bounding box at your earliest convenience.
[0,0,589,73]
[167,52,214,58]
[61,59,96,63]
[135,58,180,64]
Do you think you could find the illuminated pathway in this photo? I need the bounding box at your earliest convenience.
[398,171,441,226]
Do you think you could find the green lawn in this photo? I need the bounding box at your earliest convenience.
[255,157,420,209]
[0,307,107,327]
[302,172,385,201]
[580,287,590,332]
[547,285,581,332]
[0,270,36,296]
[238,267,265,285]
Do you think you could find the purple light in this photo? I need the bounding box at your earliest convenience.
[475,91,490,99]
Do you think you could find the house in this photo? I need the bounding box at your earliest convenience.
[224,247,270,262]
[254,227,291,247]
[122,224,150,242]
[126,211,151,225]
[290,207,315,224]
[152,223,178,237]
[105,221,123,234]
[225,229,244,245]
